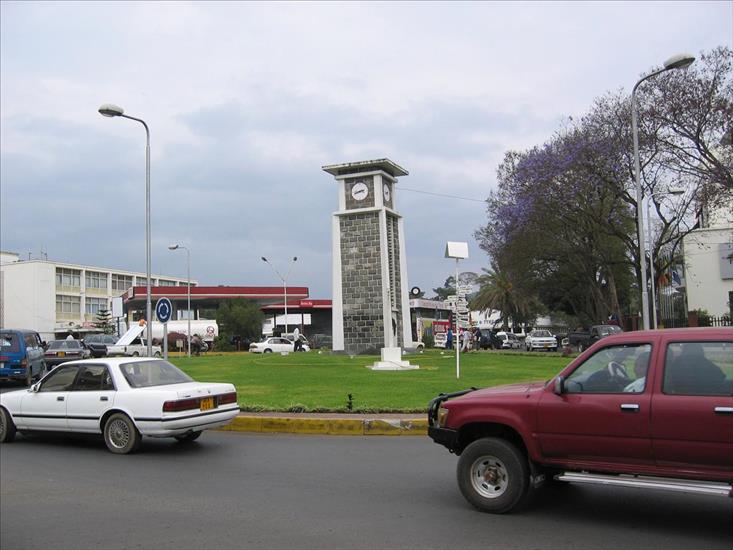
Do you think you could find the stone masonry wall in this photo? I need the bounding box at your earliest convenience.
[340,212,384,354]
[344,176,375,210]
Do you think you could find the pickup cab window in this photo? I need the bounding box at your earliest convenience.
[565,344,651,393]
[663,341,732,396]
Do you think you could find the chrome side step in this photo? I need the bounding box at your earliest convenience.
[555,472,732,498]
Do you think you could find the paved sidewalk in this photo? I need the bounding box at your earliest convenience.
[218,411,429,436]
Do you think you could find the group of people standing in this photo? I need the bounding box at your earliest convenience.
[445,326,482,352]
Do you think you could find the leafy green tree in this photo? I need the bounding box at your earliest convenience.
[215,299,264,343]
[94,308,115,334]
[470,268,538,328]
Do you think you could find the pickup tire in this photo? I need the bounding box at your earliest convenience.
[457,437,530,514]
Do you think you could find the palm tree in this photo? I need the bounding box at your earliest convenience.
[470,268,534,328]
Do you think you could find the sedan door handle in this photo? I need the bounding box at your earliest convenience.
[57,396,64,401]
[714,407,733,415]
[620,403,639,412]
[100,396,109,402]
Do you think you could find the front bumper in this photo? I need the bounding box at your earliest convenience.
[428,426,459,450]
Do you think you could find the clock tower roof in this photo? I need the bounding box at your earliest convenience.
[322,158,408,178]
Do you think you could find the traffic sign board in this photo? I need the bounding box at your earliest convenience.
[155,298,173,324]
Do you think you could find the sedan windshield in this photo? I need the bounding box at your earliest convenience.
[120,360,193,388]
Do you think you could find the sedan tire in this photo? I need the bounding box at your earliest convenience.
[103,413,141,455]
[457,437,531,514]
[264,349,273,353]
[0,407,17,443]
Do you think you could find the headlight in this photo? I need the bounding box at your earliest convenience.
[437,407,450,427]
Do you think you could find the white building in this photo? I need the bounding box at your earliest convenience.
[682,197,733,317]
[0,251,193,341]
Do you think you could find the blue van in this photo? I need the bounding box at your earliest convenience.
[0,329,46,385]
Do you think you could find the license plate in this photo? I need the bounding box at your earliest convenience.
[200,397,214,411]
[58,351,65,357]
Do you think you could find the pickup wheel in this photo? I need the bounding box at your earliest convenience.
[457,437,531,514]
[131,351,140,357]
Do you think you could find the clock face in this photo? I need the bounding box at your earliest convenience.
[383,183,391,203]
[351,181,369,201]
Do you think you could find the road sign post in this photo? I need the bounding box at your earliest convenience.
[155,298,172,360]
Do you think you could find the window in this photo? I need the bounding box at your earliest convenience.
[111,274,133,292]
[662,341,732,396]
[0,332,20,352]
[56,295,81,314]
[158,279,177,286]
[136,277,150,287]
[74,365,114,391]
[24,334,39,349]
[565,344,651,394]
[85,297,108,315]
[40,366,79,392]
[120,360,192,388]
[85,271,108,290]
[55,268,81,287]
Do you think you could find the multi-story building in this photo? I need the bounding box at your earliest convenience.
[0,251,193,341]
[682,193,733,317]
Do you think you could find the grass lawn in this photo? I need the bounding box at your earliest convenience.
[169,349,574,413]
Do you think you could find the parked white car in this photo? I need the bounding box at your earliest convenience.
[495,331,522,349]
[524,329,558,351]
[0,358,239,454]
[249,337,310,353]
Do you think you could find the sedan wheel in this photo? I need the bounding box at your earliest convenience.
[0,407,17,443]
[264,349,272,353]
[103,413,141,454]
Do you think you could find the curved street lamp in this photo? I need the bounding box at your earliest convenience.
[631,53,695,330]
[168,244,191,358]
[99,104,153,356]
[262,256,297,335]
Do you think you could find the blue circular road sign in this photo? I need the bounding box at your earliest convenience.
[155,298,173,324]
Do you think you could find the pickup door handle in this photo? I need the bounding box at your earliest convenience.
[100,396,109,402]
[620,403,639,412]
[57,396,64,401]
[714,407,733,415]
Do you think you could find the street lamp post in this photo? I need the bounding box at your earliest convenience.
[262,256,297,335]
[645,188,685,329]
[168,244,191,358]
[631,54,694,330]
[99,103,153,356]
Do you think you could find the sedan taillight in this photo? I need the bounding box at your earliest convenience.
[162,398,199,412]
[217,392,237,406]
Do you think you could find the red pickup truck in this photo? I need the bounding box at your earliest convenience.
[428,327,733,513]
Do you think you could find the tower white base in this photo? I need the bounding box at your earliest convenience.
[368,347,419,371]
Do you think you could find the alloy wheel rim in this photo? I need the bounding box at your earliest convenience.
[470,455,509,498]
[108,419,130,449]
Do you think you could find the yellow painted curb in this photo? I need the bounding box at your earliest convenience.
[217,416,428,436]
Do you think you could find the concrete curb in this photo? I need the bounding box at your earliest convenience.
[218,415,429,436]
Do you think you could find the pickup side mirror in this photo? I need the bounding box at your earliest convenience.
[553,376,565,395]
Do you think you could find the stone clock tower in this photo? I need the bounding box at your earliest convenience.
[323,158,414,356]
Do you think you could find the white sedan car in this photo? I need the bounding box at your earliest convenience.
[249,337,310,354]
[0,358,239,454]
[524,329,558,351]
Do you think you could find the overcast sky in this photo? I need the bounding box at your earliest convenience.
[2,1,731,299]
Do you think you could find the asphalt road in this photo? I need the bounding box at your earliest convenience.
[1,431,731,550]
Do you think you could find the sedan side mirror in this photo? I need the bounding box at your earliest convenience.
[553,376,565,395]
[29,382,41,393]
